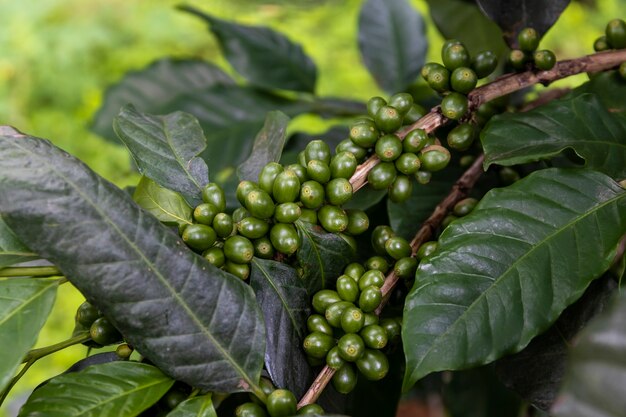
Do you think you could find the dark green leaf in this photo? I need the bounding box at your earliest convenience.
[344,187,388,212]
[295,221,354,294]
[426,0,506,56]
[0,216,37,269]
[0,278,57,392]
[167,394,217,417]
[92,58,234,142]
[180,6,317,93]
[237,112,290,182]
[113,105,209,206]
[567,70,626,114]
[552,292,626,417]
[0,127,265,394]
[133,176,193,227]
[250,258,312,397]
[482,94,626,179]
[358,0,427,93]
[496,275,617,411]
[476,0,570,46]
[18,362,174,417]
[402,168,626,389]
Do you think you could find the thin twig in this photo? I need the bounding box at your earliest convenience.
[0,266,61,277]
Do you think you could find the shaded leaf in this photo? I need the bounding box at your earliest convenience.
[113,105,209,206]
[344,187,388,212]
[167,394,217,417]
[402,168,626,389]
[18,362,173,417]
[92,58,234,142]
[567,70,626,114]
[0,278,58,392]
[0,216,37,269]
[34,352,122,391]
[358,0,427,93]
[295,221,355,294]
[133,176,193,227]
[496,275,617,411]
[237,112,290,182]
[250,258,312,397]
[482,94,626,180]
[0,127,265,394]
[552,292,626,417]
[476,0,569,46]
[180,6,317,93]
[426,0,507,56]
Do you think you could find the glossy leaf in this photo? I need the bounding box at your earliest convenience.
[250,258,312,397]
[237,111,290,182]
[567,70,626,114]
[344,187,387,212]
[18,362,173,417]
[113,105,209,206]
[476,0,570,46]
[180,6,317,93]
[0,278,58,392]
[133,176,193,227]
[167,394,217,417]
[426,0,506,56]
[0,216,37,269]
[0,127,266,394]
[92,58,234,142]
[358,0,427,93]
[295,221,355,294]
[402,168,626,390]
[482,94,626,180]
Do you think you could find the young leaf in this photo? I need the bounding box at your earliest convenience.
[179,6,317,93]
[167,394,217,417]
[476,0,570,46]
[482,94,626,180]
[551,292,626,417]
[250,258,313,397]
[237,111,290,182]
[92,58,234,143]
[133,176,193,227]
[113,105,209,206]
[295,221,355,294]
[18,362,173,417]
[0,279,58,392]
[0,127,266,394]
[0,216,37,269]
[358,0,427,94]
[402,168,626,390]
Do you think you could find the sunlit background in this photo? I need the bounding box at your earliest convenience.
[0,0,621,415]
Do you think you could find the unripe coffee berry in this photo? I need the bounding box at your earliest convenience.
[201,183,226,213]
[258,162,284,195]
[367,162,397,190]
[304,139,331,165]
[450,67,477,94]
[533,50,556,70]
[518,27,540,52]
[388,175,413,204]
[375,105,403,133]
[441,92,468,120]
[326,178,353,206]
[375,134,403,162]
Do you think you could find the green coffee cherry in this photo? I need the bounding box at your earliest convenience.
[388,175,413,204]
[364,256,389,273]
[375,134,403,162]
[338,333,365,361]
[395,152,421,175]
[303,331,335,359]
[416,241,438,260]
[193,203,218,225]
[359,270,385,290]
[325,301,354,328]
[164,387,189,408]
[258,162,284,195]
[332,363,358,394]
[115,343,133,360]
[403,128,431,153]
[442,214,458,229]
[394,256,418,280]
[212,213,234,238]
[90,317,122,346]
[326,178,353,206]
[201,183,226,213]
[273,170,301,203]
[346,209,369,236]
[441,39,462,54]
[326,346,345,369]
[426,64,451,93]
[360,324,388,349]
[385,236,412,260]
[403,104,427,125]
[224,235,254,264]
[297,151,307,167]
[299,208,318,224]
[371,225,395,255]
[594,36,610,52]
[341,306,365,333]
[363,313,379,327]
[253,237,275,259]
[375,105,403,133]
[270,223,300,255]
[415,170,432,185]
[380,318,402,342]
[76,301,101,327]
[367,96,387,119]
[472,50,498,78]
[420,145,451,172]
[508,49,528,70]
[306,160,331,184]
[304,139,331,165]
[235,402,268,417]
[266,389,297,417]
[356,349,389,381]
[450,67,478,94]
[307,314,333,335]
[447,123,476,151]
[300,180,325,209]
[421,62,442,79]
[286,163,308,183]
[336,139,368,162]
[182,224,217,251]
[274,202,301,223]
[337,274,360,303]
[606,19,626,49]
[297,404,324,415]
[350,119,379,148]
[238,217,270,239]
[453,197,478,216]
[359,286,382,312]
[499,167,521,185]
[232,207,251,223]
[344,262,365,282]
[442,43,471,70]
[245,189,275,219]
[203,247,226,268]
[441,92,468,120]
[518,27,539,51]
[312,289,342,314]
[330,151,358,179]
[460,154,476,167]
[318,205,349,233]
[533,50,556,70]
[367,162,397,190]
[388,93,414,115]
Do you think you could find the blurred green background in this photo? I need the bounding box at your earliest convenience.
[0,0,621,415]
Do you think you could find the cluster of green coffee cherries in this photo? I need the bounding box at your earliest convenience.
[235,379,324,416]
[508,28,556,72]
[592,18,626,80]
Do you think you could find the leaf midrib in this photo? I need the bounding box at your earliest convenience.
[0,280,56,327]
[295,221,326,289]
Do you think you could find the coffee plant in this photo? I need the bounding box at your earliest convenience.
[1,1,626,416]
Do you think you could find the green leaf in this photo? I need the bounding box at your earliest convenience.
[402,168,626,390]
[344,187,387,212]
[567,70,626,114]
[0,216,37,269]
[426,0,506,56]
[180,6,317,93]
[358,0,427,94]
[237,111,290,182]
[551,292,626,417]
[18,362,173,417]
[0,127,265,394]
[476,0,570,46]
[482,94,626,180]
[167,394,217,417]
[92,58,234,143]
[113,105,209,206]
[250,258,312,397]
[0,278,58,392]
[295,221,355,294]
[133,176,193,227]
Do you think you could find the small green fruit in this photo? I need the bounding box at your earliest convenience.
[441,92,468,120]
